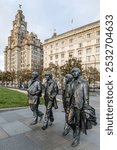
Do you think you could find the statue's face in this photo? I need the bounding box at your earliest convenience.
[71,70,80,78]
[32,73,38,80]
[65,76,72,83]
[45,75,50,81]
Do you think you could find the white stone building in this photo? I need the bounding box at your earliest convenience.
[43,20,100,70]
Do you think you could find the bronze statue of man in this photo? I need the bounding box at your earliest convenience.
[42,72,58,130]
[67,67,89,147]
[27,72,44,125]
[62,73,73,136]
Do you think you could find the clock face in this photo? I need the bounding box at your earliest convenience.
[21,24,25,30]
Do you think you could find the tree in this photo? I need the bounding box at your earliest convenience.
[83,66,100,85]
[60,58,83,76]
[10,71,16,84]
[44,63,60,79]
[17,69,32,87]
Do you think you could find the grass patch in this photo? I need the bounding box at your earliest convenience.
[0,87,44,109]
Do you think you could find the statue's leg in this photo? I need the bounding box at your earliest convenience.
[67,108,76,136]
[42,101,53,130]
[30,104,38,125]
[63,112,71,136]
[36,99,44,121]
[71,108,81,147]
[49,108,54,126]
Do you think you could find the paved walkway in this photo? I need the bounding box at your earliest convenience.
[0,94,100,150]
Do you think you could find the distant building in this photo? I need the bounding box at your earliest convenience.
[4,8,43,72]
[43,20,100,70]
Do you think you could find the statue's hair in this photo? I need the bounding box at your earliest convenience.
[65,74,73,79]
[32,71,39,77]
[45,71,53,78]
[71,67,81,75]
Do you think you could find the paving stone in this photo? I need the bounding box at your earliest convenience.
[15,108,32,118]
[0,111,25,122]
[0,134,41,150]
[0,116,7,124]
[0,128,9,140]
[80,143,100,150]
[1,121,32,136]
[26,128,68,150]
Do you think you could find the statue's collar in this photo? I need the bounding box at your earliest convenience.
[74,78,82,84]
[47,79,53,84]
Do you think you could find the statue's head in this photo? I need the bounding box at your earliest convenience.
[65,74,73,83]
[71,67,81,79]
[32,71,39,80]
[45,72,53,81]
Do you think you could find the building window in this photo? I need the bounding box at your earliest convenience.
[50,56,53,60]
[45,45,47,49]
[56,43,58,46]
[55,55,58,59]
[86,56,91,62]
[96,54,100,60]
[96,31,100,35]
[96,38,100,44]
[87,33,91,38]
[69,52,73,58]
[50,45,53,48]
[86,48,91,54]
[50,50,53,54]
[61,53,64,58]
[62,41,64,45]
[78,50,82,55]
[96,47,100,53]
[69,39,73,43]
[79,43,82,48]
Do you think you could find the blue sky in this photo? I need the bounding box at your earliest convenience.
[0,0,99,71]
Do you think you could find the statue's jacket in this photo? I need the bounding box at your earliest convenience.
[71,78,89,109]
[27,79,42,104]
[44,79,58,109]
[70,77,97,134]
[62,81,73,110]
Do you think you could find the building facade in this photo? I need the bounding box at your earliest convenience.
[43,21,100,70]
[4,8,43,72]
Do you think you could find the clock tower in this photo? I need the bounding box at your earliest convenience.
[4,6,43,73]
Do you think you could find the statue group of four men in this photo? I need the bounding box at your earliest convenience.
[27,67,97,147]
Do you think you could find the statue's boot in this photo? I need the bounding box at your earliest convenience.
[42,124,48,130]
[63,124,71,136]
[71,137,80,147]
[71,128,80,147]
[30,118,38,125]
[42,119,48,130]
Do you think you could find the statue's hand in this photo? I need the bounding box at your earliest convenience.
[84,100,89,106]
